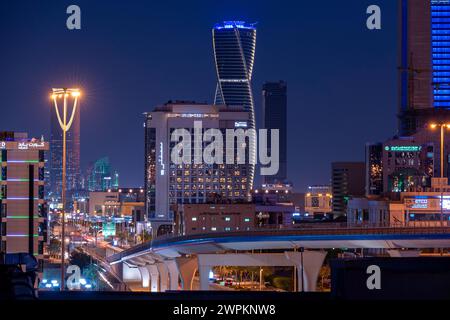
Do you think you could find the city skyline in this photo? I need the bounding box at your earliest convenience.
[3,0,450,304]
[0,0,398,191]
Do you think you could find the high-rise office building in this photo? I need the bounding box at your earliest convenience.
[144,101,252,236]
[399,0,450,135]
[331,162,365,216]
[213,21,257,190]
[262,81,287,184]
[49,99,81,202]
[0,132,48,271]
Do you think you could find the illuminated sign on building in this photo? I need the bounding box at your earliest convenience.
[102,222,116,237]
[385,146,422,152]
[443,199,450,210]
[0,141,47,151]
[158,142,165,176]
[167,113,219,118]
[405,196,450,210]
[405,198,428,209]
[234,121,248,128]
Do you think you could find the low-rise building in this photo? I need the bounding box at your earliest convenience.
[305,185,332,219]
[88,188,145,221]
[348,178,450,227]
[174,203,255,236]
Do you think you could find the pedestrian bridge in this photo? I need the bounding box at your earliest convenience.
[106,226,450,293]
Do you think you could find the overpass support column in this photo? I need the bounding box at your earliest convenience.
[387,249,421,257]
[165,260,180,290]
[284,251,327,292]
[199,264,212,291]
[146,264,160,292]
[177,257,198,290]
[156,262,170,292]
[137,266,150,289]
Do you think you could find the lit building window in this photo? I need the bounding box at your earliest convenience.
[192,217,197,221]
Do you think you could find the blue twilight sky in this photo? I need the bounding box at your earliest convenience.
[0,0,398,191]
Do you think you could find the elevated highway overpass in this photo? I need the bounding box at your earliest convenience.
[106,226,450,293]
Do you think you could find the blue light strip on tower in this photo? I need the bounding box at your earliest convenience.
[214,21,256,30]
[432,1,450,108]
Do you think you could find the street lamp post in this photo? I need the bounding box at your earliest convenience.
[51,88,81,291]
[259,268,263,291]
[430,123,450,227]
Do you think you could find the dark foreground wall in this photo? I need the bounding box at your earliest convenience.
[331,257,450,300]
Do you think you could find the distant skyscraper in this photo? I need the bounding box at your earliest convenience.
[49,100,81,201]
[87,157,119,192]
[213,21,257,189]
[399,0,450,135]
[262,81,287,184]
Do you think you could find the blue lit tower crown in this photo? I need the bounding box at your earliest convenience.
[212,21,257,192]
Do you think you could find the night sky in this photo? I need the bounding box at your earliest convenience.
[0,0,397,191]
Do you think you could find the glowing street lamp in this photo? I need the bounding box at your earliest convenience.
[51,88,81,291]
[429,123,450,178]
[429,122,450,227]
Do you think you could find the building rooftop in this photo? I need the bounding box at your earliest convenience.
[213,21,257,30]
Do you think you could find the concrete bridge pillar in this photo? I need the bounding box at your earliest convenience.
[137,266,150,289]
[284,251,327,292]
[146,264,159,292]
[165,260,181,290]
[156,262,169,292]
[177,257,198,290]
[199,264,212,291]
[123,263,141,282]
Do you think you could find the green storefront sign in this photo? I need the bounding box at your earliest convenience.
[102,222,116,237]
[385,145,422,152]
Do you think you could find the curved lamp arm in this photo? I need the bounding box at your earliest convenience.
[65,97,78,131]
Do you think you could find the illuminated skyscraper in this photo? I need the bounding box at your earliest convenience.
[399,0,450,135]
[212,21,257,189]
[49,99,81,203]
[87,157,119,192]
[144,101,251,236]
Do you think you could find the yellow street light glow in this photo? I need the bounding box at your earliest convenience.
[430,123,438,129]
[71,91,80,97]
